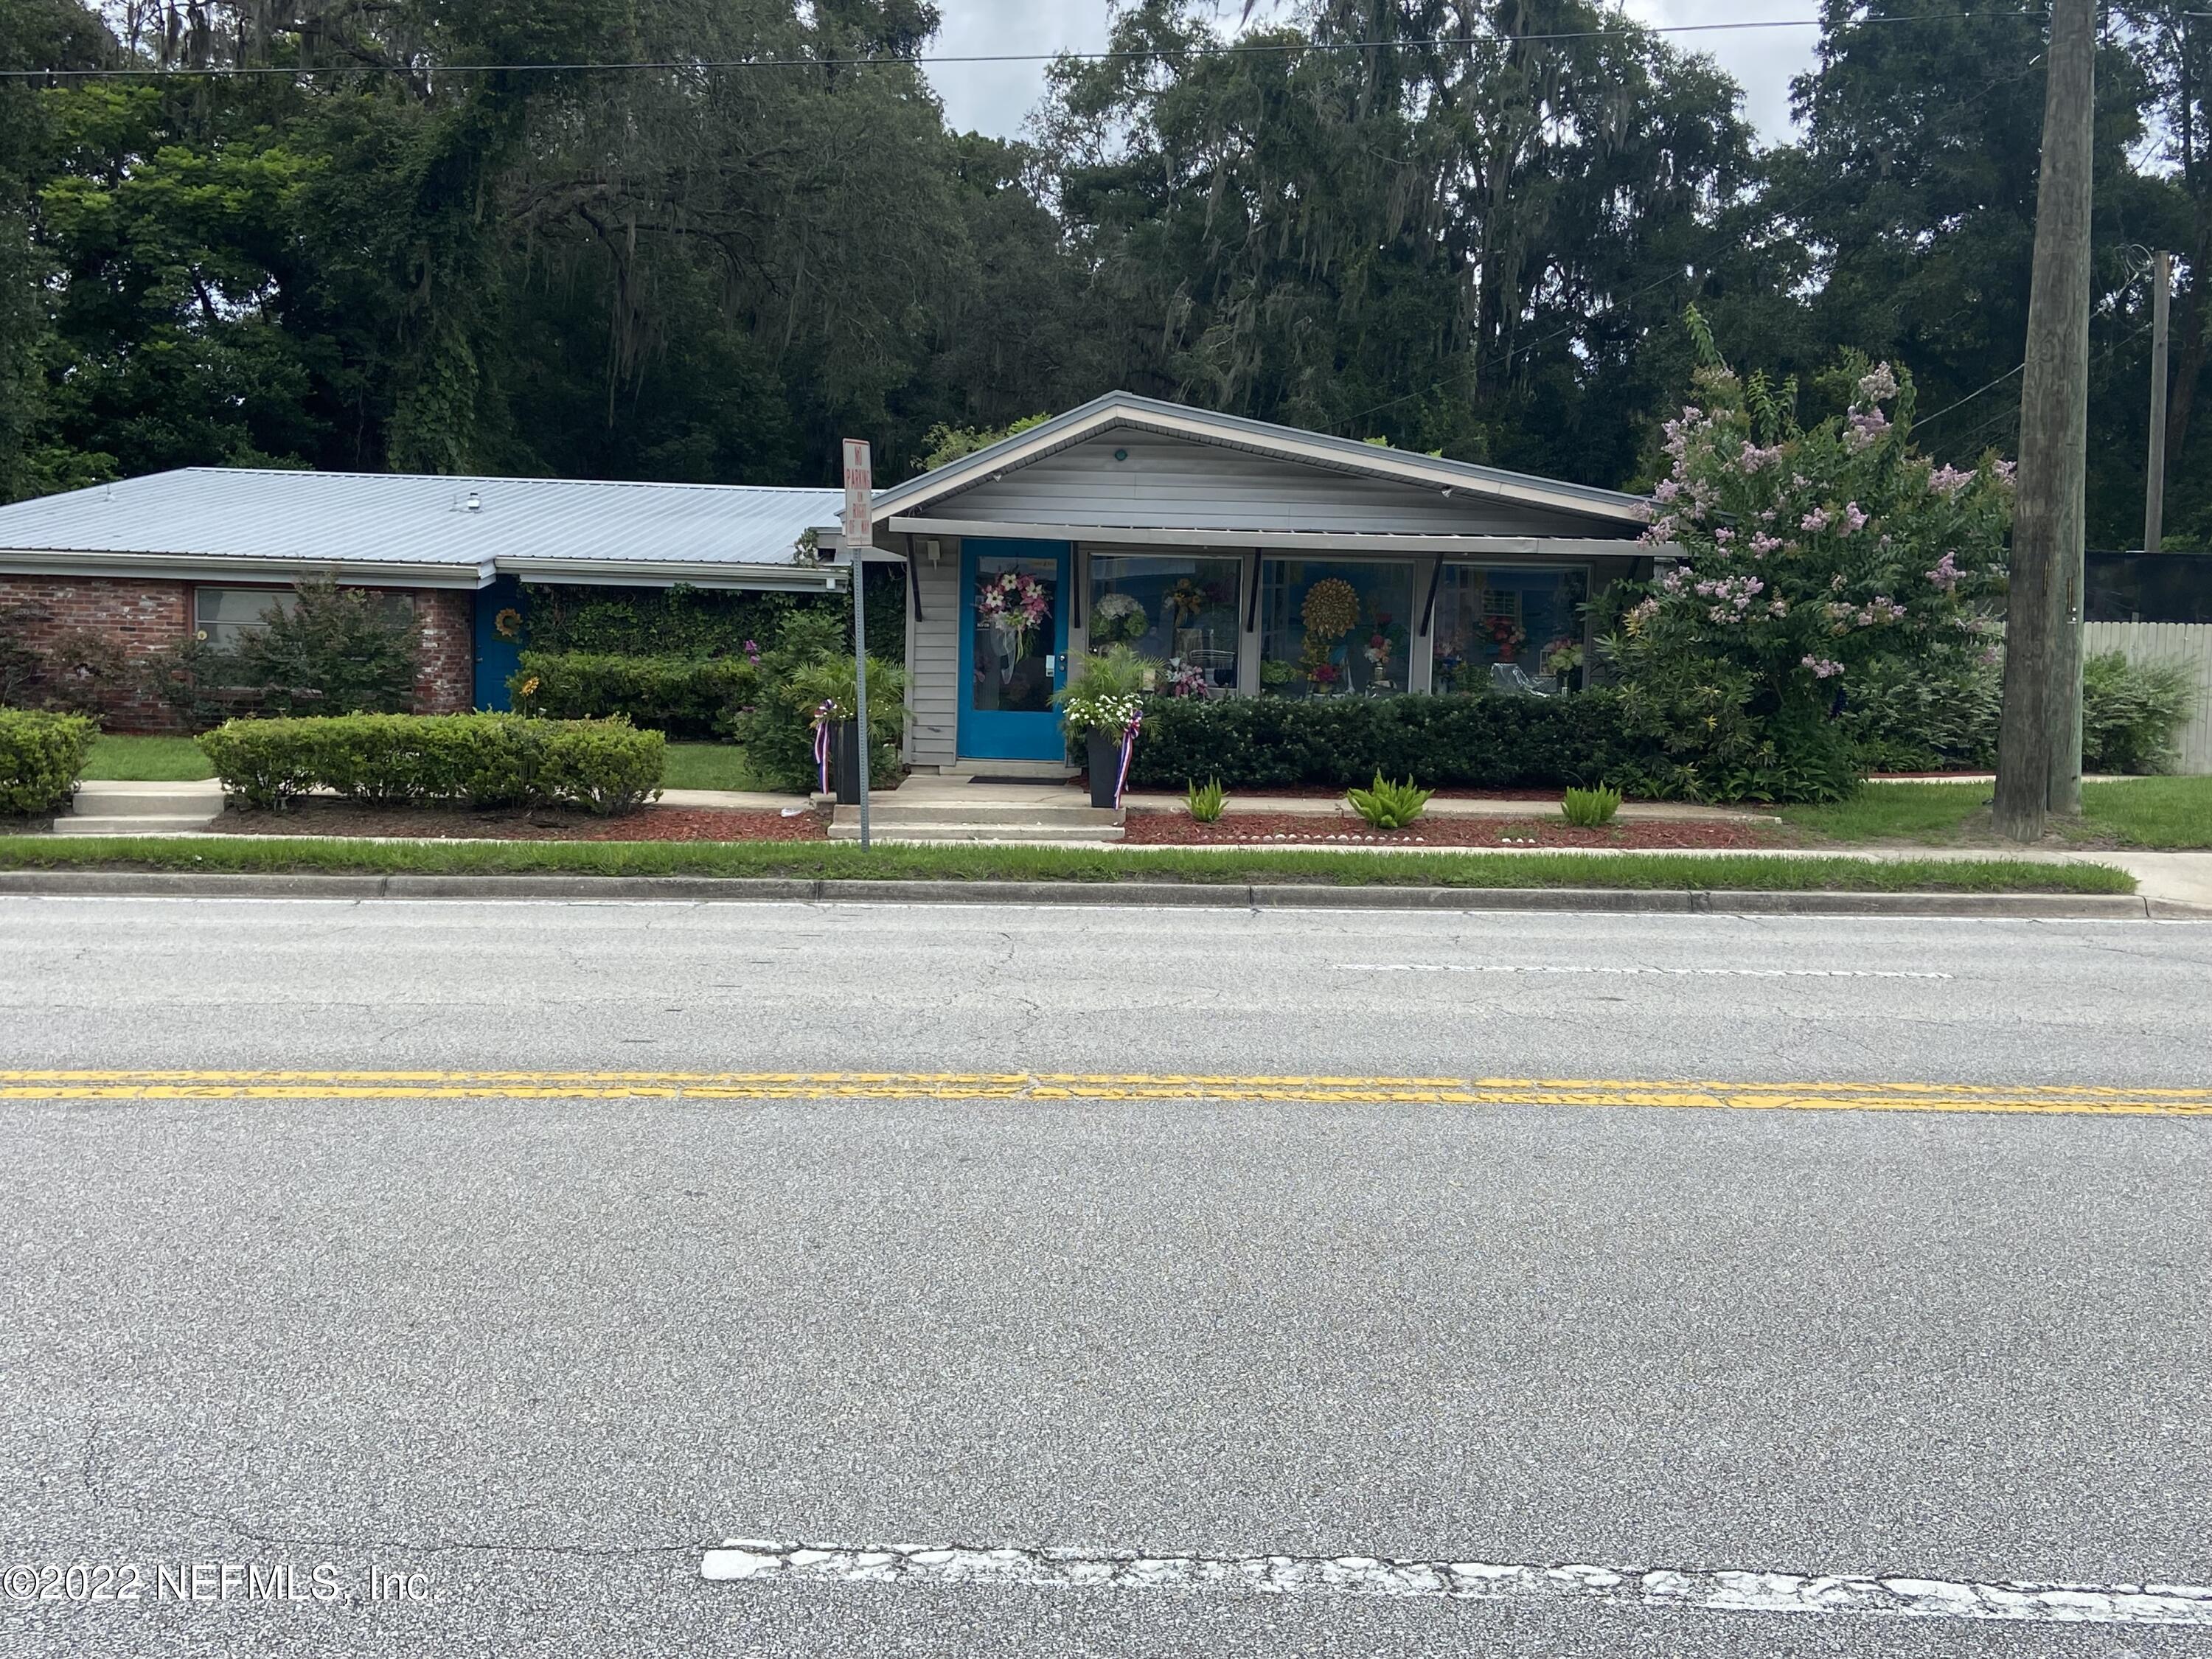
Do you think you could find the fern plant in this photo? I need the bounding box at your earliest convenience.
[1184,776,1226,822]
[1346,772,1431,830]
[1560,785,1622,827]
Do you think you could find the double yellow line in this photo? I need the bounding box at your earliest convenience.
[2,1071,2208,1117]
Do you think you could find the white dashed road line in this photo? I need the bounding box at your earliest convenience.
[1337,964,1955,978]
[698,1539,2212,1628]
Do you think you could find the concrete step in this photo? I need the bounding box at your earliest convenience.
[940,762,1078,782]
[50,815,219,836]
[69,782,223,818]
[828,820,1123,844]
[847,801,1119,827]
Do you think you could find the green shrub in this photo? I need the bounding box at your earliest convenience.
[1347,772,1432,829]
[524,573,906,665]
[1126,691,1630,791]
[230,580,423,716]
[535,720,667,815]
[728,611,903,790]
[1838,650,2001,772]
[1840,650,2192,776]
[1056,644,1150,742]
[0,708,97,815]
[2081,651,2193,773]
[512,650,758,738]
[1185,777,1227,823]
[198,714,664,816]
[1562,785,1621,827]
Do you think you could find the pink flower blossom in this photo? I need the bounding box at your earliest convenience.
[1927,465,1974,498]
[1926,552,1963,592]
[1801,507,1831,532]
[1802,655,1844,679]
[1842,502,1869,532]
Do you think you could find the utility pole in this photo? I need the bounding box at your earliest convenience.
[1995,0,2095,841]
[2143,249,2173,558]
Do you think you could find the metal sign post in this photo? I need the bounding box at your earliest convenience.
[841,439,873,849]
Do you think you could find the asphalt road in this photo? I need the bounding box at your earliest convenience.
[3,896,2209,1657]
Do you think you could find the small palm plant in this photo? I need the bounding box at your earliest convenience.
[1561,785,1622,827]
[1346,772,1432,830]
[1185,777,1227,823]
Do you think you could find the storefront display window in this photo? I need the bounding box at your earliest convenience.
[1431,566,1588,693]
[1087,554,1243,692]
[1258,560,1414,697]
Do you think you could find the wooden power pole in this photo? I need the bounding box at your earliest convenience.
[1995,0,2096,841]
[2144,249,2173,560]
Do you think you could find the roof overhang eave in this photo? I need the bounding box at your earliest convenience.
[883,518,1656,557]
[0,549,495,588]
[497,557,847,591]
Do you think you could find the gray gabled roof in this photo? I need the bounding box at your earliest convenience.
[867,392,1649,527]
[0,467,846,587]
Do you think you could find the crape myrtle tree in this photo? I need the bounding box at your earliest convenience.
[1601,313,2015,802]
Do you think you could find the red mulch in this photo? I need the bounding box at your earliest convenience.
[1121,810,1786,849]
[216,801,829,842]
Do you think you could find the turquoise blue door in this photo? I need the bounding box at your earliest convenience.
[958,539,1071,761]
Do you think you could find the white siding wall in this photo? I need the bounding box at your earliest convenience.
[906,540,961,769]
[940,431,1636,539]
[2083,620,2212,774]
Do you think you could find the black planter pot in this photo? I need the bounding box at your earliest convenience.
[832,717,863,804]
[1087,729,1122,808]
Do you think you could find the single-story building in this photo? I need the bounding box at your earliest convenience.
[850,393,1655,767]
[0,393,1662,752]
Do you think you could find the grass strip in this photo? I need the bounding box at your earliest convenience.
[0,835,2135,893]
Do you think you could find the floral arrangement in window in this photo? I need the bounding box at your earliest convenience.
[977,570,1051,658]
[1090,591,1150,646]
[1161,655,1209,698]
[1542,636,1582,678]
[1300,577,1360,642]
[1166,577,1221,624]
[1484,613,1527,660]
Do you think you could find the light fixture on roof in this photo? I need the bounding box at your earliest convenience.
[464,490,481,513]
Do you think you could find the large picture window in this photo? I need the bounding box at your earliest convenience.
[1086,553,1243,692]
[1259,559,1413,697]
[1431,566,1588,693]
[193,585,415,650]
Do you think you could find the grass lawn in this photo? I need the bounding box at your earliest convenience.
[80,734,215,782]
[2075,777,2212,849]
[1787,776,2212,849]
[661,742,759,791]
[77,734,758,792]
[0,835,2135,893]
[1781,783,1983,843]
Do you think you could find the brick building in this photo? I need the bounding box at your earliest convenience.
[0,468,852,731]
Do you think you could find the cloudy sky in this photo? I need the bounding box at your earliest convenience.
[926,1,1823,145]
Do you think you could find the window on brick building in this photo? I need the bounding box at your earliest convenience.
[192,587,412,649]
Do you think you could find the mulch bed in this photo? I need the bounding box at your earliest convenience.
[214,800,829,842]
[1121,810,1788,849]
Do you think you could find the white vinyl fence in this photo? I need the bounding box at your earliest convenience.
[2082,621,2212,775]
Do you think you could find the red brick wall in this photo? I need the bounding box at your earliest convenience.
[413,588,474,713]
[0,575,190,730]
[0,574,477,729]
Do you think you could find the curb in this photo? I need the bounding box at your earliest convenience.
[0,869,2173,918]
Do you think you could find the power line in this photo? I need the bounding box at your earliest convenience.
[1913,362,2026,428]
[0,10,2050,80]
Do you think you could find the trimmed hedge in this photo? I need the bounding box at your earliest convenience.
[0,708,97,815]
[512,650,758,738]
[198,714,664,816]
[1125,692,1630,790]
